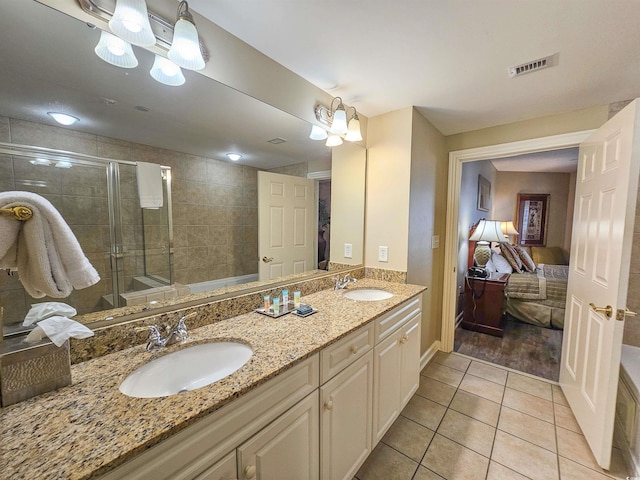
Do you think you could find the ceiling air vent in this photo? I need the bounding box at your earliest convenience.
[267,137,287,144]
[508,53,557,78]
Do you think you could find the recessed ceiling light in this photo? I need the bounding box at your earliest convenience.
[226,153,242,162]
[47,112,79,126]
[30,158,52,166]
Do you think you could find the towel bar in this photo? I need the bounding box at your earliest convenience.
[0,206,33,221]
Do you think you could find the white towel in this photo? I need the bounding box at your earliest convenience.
[136,162,163,209]
[0,191,100,298]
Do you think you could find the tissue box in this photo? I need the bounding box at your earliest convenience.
[0,337,71,407]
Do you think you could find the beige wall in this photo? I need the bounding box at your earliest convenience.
[494,171,574,250]
[330,143,366,266]
[446,105,608,152]
[407,109,448,352]
[365,108,413,271]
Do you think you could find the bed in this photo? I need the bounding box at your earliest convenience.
[504,263,569,329]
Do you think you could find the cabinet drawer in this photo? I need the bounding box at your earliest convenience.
[194,451,236,480]
[321,323,374,384]
[374,296,421,344]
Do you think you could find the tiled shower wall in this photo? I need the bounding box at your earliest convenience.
[0,116,258,324]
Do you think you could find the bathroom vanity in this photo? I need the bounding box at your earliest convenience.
[0,279,425,480]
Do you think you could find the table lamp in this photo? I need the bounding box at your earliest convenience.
[469,219,505,268]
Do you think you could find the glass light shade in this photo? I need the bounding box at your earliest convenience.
[329,104,348,135]
[168,17,205,70]
[226,153,242,161]
[47,112,79,126]
[150,55,185,86]
[95,31,138,68]
[30,158,51,166]
[109,0,155,47]
[55,161,73,169]
[309,125,328,140]
[325,134,343,147]
[344,117,363,142]
[469,220,505,243]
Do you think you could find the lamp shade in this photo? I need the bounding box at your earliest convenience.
[109,0,155,47]
[309,125,328,140]
[344,116,363,142]
[329,104,348,135]
[150,55,185,86]
[469,220,505,243]
[168,16,205,70]
[94,31,138,68]
[325,134,343,147]
[500,221,519,236]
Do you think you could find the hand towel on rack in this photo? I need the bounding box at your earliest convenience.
[136,162,163,209]
[0,191,100,298]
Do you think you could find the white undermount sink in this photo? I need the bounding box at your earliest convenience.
[119,342,253,398]
[343,289,394,301]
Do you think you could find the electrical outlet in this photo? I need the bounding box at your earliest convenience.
[378,246,389,262]
[344,243,352,258]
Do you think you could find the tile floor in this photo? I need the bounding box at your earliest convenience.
[354,352,631,480]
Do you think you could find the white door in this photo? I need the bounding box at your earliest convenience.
[258,171,316,281]
[560,99,640,468]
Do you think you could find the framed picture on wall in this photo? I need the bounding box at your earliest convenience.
[516,193,549,246]
[477,175,490,212]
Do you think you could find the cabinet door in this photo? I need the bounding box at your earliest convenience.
[399,313,421,409]
[237,391,319,480]
[372,333,401,445]
[195,451,237,480]
[320,350,373,480]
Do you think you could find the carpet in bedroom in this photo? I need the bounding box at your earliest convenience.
[454,314,563,381]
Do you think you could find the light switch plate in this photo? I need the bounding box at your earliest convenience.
[431,235,440,249]
[344,243,352,258]
[378,245,389,262]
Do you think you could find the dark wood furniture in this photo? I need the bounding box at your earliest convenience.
[462,273,509,337]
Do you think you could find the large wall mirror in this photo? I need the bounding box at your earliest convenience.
[0,1,366,337]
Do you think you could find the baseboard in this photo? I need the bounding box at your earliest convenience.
[420,340,441,371]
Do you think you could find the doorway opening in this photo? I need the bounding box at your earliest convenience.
[441,131,594,379]
[452,148,578,380]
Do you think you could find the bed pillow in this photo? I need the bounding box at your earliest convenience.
[484,258,497,273]
[500,243,524,272]
[491,251,513,274]
[514,245,536,272]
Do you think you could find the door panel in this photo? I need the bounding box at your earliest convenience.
[560,98,640,468]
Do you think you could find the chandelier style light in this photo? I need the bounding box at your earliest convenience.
[310,97,363,147]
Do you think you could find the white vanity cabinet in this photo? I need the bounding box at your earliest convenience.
[372,298,422,445]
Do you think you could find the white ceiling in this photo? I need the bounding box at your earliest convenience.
[191,0,640,136]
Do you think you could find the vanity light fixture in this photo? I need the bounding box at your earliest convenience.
[226,153,242,162]
[312,97,363,147]
[109,0,155,47]
[150,55,185,86]
[168,1,205,71]
[94,30,138,68]
[47,112,80,126]
[29,158,52,166]
[54,161,73,169]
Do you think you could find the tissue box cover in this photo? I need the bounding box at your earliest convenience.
[0,339,71,407]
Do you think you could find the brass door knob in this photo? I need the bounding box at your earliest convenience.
[589,303,613,318]
[262,256,274,263]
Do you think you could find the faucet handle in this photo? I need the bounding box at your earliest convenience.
[146,325,165,351]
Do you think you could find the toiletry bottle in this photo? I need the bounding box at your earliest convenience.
[273,297,280,315]
[294,291,301,308]
[282,289,289,307]
[264,295,270,310]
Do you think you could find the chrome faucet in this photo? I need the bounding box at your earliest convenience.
[146,312,196,351]
[334,273,357,290]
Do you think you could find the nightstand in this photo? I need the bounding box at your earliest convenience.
[461,272,510,337]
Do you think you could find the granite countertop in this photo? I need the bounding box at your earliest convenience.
[0,279,425,480]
